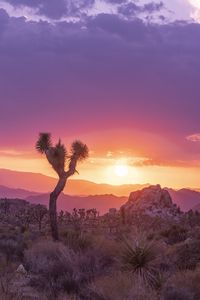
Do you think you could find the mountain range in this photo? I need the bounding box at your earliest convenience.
[0,168,149,196]
[0,169,200,214]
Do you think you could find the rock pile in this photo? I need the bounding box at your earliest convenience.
[122,185,181,219]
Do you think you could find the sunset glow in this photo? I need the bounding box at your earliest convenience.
[0,0,200,191]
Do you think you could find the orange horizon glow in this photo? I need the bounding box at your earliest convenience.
[0,149,200,190]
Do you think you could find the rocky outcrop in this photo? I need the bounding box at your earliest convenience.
[122,185,182,219]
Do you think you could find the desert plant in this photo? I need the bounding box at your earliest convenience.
[36,133,89,240]
[120,238,161,288]
[0,269,16,300]
[162,267,200,300]
[0,198,10,215]
[0,235,26,264]
[62,230,92,252]
[24,240,113,298]
[15,207,33,231]
[173,239,200,270]
[31,204,48,231]
[161,225,187,244]
[89,272,159,300]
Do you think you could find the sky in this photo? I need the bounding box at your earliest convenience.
[0,0,200,188]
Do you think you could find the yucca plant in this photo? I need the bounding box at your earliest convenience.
[36,133,89,241]
[121,238,160,288]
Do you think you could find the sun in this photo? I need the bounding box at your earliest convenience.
[115,164,129,177]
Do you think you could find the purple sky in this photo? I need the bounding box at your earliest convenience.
[0,0,200,186]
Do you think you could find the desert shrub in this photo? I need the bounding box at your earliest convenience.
[24,240,114,299]
[0,235,26,264]
[0,270,13,299]
[162,286,194,300]
[160,225,187,244]
[88,272,159,300]
[120,238,162,288]
[162,267,200,300]
[61,230,92,252]
[173,239,200,270]
[93,234,121,260]
[24,241,78,297]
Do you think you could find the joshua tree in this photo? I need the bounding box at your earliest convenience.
[31,204,48,231]
[36,133,89,240]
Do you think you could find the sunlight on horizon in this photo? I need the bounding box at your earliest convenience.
[0,154,200,189]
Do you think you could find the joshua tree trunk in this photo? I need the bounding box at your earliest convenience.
[49,157,77,241]
[49,174,67,241]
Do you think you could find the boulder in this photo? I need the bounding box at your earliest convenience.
[122,185,181,219]
[16,264,27,275]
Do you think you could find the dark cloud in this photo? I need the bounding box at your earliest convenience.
[118,1,164,17]
[0,9,200,163]
[4,0,95,19]
[3,0,164,20]
[106,0,125,3]
[143,2,164,13]
[118,3,141,17]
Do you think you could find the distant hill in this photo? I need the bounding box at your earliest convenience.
[26,193,127,215]
[0,169,57,193]
[166,188,200,212]
[0,169,200,213]
[192,203,200,212]
[0,185,38,199]
[24,188,200,214]
[1,183,200,214]
[0,169,149,196]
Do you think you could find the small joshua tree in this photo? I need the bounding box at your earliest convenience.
[36,133,89,240]
[31,204,48,231]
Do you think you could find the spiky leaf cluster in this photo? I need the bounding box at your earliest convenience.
[121,239,159,287]
[36,133,52,153]
[70,140,89,161]
[45,140,67,176]
[36,133,89,177]
[53,140,67,174]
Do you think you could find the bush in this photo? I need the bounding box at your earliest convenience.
[161,225,187,245]
[24,240,114,298]
[61,230,92,252]
[0,235,26,264]
[162,267,200,300]
[173,239,200,270]
[88,272,159,300]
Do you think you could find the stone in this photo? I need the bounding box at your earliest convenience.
[121,185,181,219]
[16,264,27,275]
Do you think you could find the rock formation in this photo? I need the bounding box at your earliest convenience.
[121,185,182,219]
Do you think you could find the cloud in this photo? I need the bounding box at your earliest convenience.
[187,0,200,22]
[143,2,164,13]
[118,1,164,18]
[2,0,95,20]
[186,133,200,142]
[133,158,191,168]
[0,9,200,167]
[0,0,171,23]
